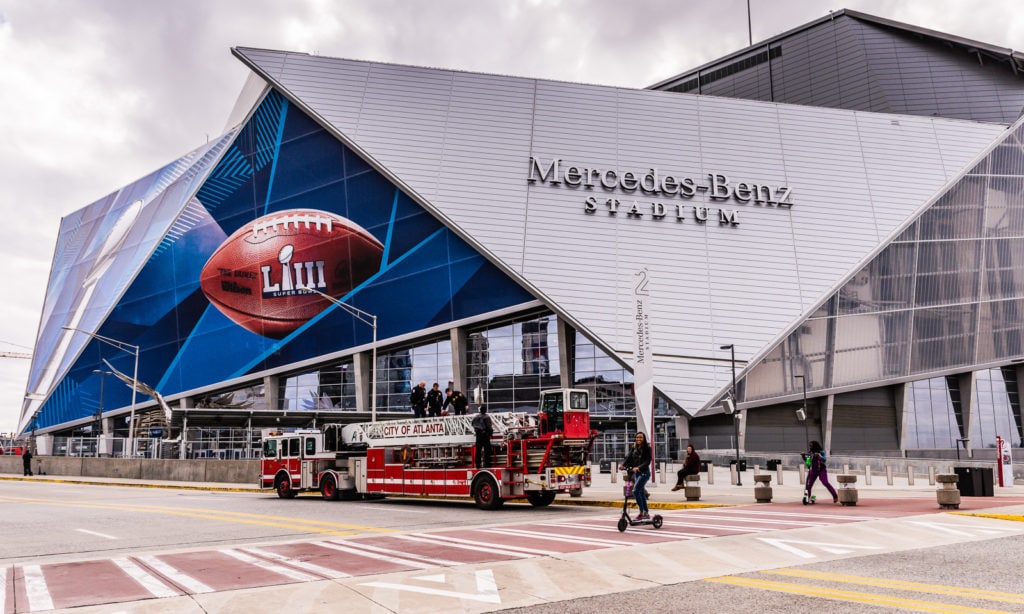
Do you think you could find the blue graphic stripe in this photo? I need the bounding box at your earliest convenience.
[262,98,290,216]
[156,305,218,393]
[383,189,399,265]
[228,227,447,379]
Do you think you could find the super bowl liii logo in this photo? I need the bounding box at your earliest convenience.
[527,156,794,227]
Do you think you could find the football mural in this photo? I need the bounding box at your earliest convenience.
[29,89,533,429]
[200,209,384,338]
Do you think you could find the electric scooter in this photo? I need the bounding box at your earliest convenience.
[616,473,664,532]
[802,489,817,505]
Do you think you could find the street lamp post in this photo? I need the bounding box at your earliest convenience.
[305,288,378,422]
[720,343,741,486]
[63,327,139,457]
[794,374,809,448]
[91,369,112,435]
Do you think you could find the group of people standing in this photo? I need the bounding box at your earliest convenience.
[409,381,469,418]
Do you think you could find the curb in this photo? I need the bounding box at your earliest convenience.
[0,476,256,493]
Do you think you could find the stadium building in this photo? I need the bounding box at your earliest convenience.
[19,9,1024,461]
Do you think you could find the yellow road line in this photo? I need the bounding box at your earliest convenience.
[764,568,1024,604]
[0,496,392,536]
[705,576,1012,614]
[952,512,1024,524]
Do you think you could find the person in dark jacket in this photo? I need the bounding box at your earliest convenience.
[622,432,652,521]
[672,444,700,491]
[803,440,838,503]
[426,383,444,417]
[449,390,469,416]
[409,381,427,418]
[472,406,494,468]
[22,448,33,476]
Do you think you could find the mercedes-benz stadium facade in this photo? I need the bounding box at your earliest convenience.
[19,9,1024,462]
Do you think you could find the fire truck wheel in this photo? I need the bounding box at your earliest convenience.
[473,474,504,510]
[275,475,297,499]
[526,491,556,507]
[320,475,341,501]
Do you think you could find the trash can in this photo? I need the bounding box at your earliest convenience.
[766,459,782,471]
[700,460,710,472]
[729,459,747,472]
[599,458,612,474]
[954,467,994,497]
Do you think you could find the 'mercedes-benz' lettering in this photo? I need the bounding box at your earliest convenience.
[527,156,794,207]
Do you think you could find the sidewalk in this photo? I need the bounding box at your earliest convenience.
[4,465,1024,515]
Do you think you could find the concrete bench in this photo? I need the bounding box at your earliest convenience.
[935,473,960,509]
[836,474,858,506]
[753,473,772,503]
[683,473,701,501]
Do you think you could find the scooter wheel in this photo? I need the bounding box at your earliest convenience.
[802,496,809,505]
[652,515,663,529]
[617,516,628,532]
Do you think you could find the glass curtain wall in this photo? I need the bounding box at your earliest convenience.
[375,340,453,413]
[279,359,355,411]
[466,314,560,412]
[971,367,1023,447]
[743,121,1024,447]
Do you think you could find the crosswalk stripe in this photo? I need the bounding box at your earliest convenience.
[325,540,463,567]
[480,527,625,547]
[113,558,179,598]
[22,565,54,612]
[664,512,837,527]
[424,533,561,557]
[221,549,319,582]
[317,541,437,569]
[241,547,351,579]
[392,534,533,558]
[551,521,702,539]
[137,556,214,594]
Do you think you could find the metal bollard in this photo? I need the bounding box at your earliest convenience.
[908,466,915,486]
[886,464,893,486]
[707,462,714,485]
[865,465,872,486]
[928,465,935,486]
[776,464,783,486]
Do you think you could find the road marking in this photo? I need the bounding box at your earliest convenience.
[22,565,54,612]
[480,527,628,548]
[221,549,319,582]
[691,508,885,521]
[112,558,179,598]
[757,537,883,559]
[242,547,351,579]
[550,521,703,539]
[136,555,214,594]
[706,575,1012,613]
[325,540,463,566]
[765,568,1024,604]
[392,534,534,559]
[416,573,447,583]
[317,541,437,569]
[361,569,501,604]
[909,520,1014,537]
[667,512,842,526]
[423,533,561,557]
[76,528,117,539]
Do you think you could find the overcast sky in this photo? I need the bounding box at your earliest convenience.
[1,0,1022,435]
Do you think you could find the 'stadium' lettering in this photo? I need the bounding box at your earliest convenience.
[528,156,794,207]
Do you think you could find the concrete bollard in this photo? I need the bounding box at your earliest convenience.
[935,473,961,509]
[753,473,773,503]
[684,474,701,501]
[928,465,936,486]
[730,464,738,486]
[611,469,617,484]
[865,465,872,486]
[776,464,783,486]
[843,464,850,475]
[659,462,667,484]
[706,462,714,485]
[886,464,893,486]
[799,463,807,486]
[836,474,858,506]
[908,466,915,486]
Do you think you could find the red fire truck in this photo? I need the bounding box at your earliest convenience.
[260,388,595,509]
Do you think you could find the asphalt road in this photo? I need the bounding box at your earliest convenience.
[3,480,1024,613]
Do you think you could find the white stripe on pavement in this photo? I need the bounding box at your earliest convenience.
[221,549,319,582]
[480,527,626,548]
[661,512,835,527]
[317,541,437,569]
[392,534,534,559]
[22,565,54,612]
[551,521,703,539]
[75,528,118,540]
[423,533,562,557]
[326,540,462,566]
[242,547,351,579]
[113,558,179,598]
[137,555,214,594]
